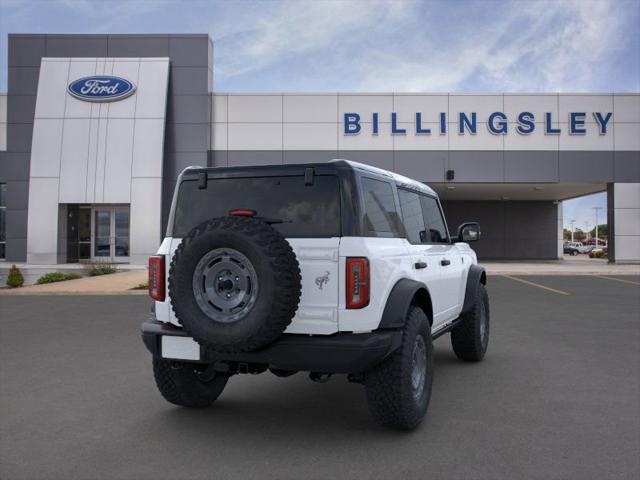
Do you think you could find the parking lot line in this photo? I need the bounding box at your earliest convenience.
[500,275,571,296]
[593,275,640,286]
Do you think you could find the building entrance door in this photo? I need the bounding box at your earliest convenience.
[92,206,130,263]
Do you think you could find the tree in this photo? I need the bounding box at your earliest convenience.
[589,224,607,239]
[572,228,586,242]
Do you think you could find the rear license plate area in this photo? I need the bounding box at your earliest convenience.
[161,336,201,361]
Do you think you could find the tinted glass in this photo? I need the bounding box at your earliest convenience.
[78,208,91,242]
[94,210,111,257]
[0,209,5,242]
[173,175,341,237]
[398,189,427,244]
[115,210,130,257]
[420,195,449,243]
[361,177,402,236]
[0,183,6,207]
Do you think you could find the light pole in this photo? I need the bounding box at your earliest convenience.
[570,219,576,242]
[592,206,603,248]
[584,221,591,242]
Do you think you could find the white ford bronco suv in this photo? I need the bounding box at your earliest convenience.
[142,160,489,430]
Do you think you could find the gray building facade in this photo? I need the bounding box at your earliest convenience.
[0,34,638,264]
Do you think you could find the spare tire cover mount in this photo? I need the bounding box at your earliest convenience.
[192,247,259,323]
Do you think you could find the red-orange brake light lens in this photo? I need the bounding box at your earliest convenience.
[346,257,369,309]
[148,255,165,301]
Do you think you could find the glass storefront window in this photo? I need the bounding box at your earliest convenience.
[94,210,111,257]
[91,207,130,260]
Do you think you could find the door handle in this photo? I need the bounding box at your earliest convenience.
[440,259,451,266]
[414,261,427,269]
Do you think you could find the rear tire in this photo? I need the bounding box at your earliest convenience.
[451,283,489,362]
[364,306,433,430]
[153,359,228,408]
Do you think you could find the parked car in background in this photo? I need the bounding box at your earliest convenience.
[563,244,580,256]
[564,242,588,255]
[584,238,607,246]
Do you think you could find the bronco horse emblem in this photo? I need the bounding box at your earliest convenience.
[315,271,330,290]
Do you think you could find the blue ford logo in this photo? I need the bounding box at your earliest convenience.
[67,76,136,102]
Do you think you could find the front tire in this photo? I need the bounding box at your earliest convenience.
[451,283,490,362]
[153,359,228,408]
[364,306,433,430]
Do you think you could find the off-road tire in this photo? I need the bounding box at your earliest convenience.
[364,306,433,430]
[153,359,228,408]
[451,283,489,362]
[169,216,301,353]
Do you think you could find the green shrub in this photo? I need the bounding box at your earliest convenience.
[85,263,118,276]
[132,282,148,290]
[36,272,82,285]
[589,250,606,259]
[6,265,25,288]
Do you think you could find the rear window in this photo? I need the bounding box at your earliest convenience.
[172,175,341,238]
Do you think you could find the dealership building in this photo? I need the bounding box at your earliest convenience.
[0,33,638,265]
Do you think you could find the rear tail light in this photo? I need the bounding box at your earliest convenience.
[346,257,369,309]
[148,255,165,301]
[229,209,256,217]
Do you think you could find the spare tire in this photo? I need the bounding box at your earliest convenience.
[169,216,301,353]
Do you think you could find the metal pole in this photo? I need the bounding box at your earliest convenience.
[570,220,575,242]
[592,207,603,248]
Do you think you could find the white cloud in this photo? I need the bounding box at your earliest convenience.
[212,0,413,79]
[213,0,636,92]
[0,0,635,92]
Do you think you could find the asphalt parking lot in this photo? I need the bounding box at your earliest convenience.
[1,275,639,480]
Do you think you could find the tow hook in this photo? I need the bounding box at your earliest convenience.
[309,372,332,383]
[196,364,220,382]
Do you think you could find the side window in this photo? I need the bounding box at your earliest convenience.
[361,177,402,237]
[398,189,427,244]
[420,195,449,243]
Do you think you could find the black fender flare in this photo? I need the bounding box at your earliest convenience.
[461,265,487,315]
[378,278,432,329]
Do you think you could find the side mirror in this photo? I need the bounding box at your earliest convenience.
[457,222,481,242]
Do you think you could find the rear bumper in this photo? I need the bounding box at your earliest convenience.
[141,320,402,374]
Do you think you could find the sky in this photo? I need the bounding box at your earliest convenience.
[1,0,638,227]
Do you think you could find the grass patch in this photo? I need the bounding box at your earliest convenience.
[132,282,148,290]
[36,272,82,285]
[85,263,118,276]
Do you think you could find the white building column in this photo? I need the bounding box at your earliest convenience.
[26,57,168,265]
[557,201,564,259]
[609,183,640,263]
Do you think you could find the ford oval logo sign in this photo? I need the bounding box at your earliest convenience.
[67,76,136,102]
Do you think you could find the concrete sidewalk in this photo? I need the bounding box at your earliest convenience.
[1,257,638,295]
[483,258,640,276]
[0,270,148,295]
